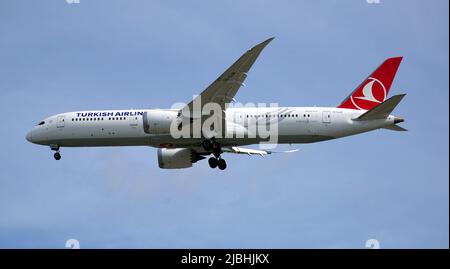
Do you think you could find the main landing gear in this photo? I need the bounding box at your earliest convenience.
[50,144,61,160]
[202,138,227,170]
[208,157,227,170]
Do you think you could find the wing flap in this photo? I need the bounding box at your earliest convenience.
[222,147,299,157]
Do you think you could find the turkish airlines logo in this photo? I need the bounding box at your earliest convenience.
[351,77,386,110]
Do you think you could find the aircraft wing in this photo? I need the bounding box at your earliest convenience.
[179,37,274,120]
[222,146,299,157]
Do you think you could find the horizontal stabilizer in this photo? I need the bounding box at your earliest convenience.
[383,125,408,131]
[355,94,406,121]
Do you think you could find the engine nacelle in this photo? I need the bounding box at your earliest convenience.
[143,110,178,135]
[157,148,205,169]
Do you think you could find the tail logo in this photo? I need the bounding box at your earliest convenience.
[351,77,386,110]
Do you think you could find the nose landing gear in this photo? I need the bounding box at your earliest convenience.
[50,144,61,160]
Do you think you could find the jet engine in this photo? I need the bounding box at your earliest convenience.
[157,148,205,169]
[143,110,178,135]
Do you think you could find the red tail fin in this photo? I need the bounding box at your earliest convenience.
[337,57,403,110]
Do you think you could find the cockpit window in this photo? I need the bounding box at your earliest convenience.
[37,121,45,126]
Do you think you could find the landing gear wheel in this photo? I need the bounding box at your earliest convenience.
[208,157,218,168]
[217,158,227,170]
[54,152,61,160]
[202,140,212,151]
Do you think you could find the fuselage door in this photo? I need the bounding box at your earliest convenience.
[322,111,331,123]
[57,115,65,128]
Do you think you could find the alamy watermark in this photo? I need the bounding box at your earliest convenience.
[143,96,284,150]
[65,238,80,249]
[365,239,381,249]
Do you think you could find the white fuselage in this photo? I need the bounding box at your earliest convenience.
[26,107,397,149]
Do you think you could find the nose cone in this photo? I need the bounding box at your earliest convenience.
[26,130,33,143]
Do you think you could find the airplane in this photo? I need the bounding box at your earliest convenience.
[26,38,406,170]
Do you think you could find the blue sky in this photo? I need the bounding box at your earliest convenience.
[0,0,448,248]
